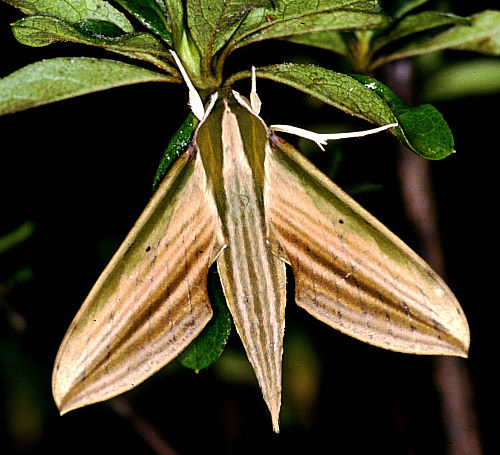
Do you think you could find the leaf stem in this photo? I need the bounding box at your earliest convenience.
[223,69,251,88]
[348,30,375,73]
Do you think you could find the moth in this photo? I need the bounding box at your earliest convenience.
[52,55,469,432]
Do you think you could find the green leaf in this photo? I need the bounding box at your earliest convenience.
[421,58,500,101]
[253,63,397,125]
[375,10,500,67]
[3,0,134,33]
[284,30,349,56]
[164,0,185,46]
[112,0,173,43]
[239,10,385,48]
[74,19,128,38]
[231,0,385,50]
[372,11,470,53]
[448,10,500,55]
[11,16,119,46]
[0,222,35,256]
[10,16,177,73]
[177,265,232,371]
[252,63,454,159]
[152,112,198,191]
[186,0,271,57]
[270,0,380,18]
[386,0,430,20]
[350,74,454,159]
[8,267,35,287]
[0,57,174,115]
[0,341,47,447]
[152,0,167,14]
[164,0,204,81]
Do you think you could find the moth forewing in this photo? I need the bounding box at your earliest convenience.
[52,150,226,414]
[264,135,469,357]
[195,92,287,432]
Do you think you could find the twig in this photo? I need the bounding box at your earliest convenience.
[108,397,181,455]
[382,59,483,455]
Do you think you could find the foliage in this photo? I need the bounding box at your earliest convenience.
[2,0,498,159]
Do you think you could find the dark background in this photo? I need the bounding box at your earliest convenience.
[1,1,498,453]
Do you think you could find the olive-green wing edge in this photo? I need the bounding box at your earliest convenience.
[52,150,226,414]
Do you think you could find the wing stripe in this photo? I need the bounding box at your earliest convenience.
[72,203,216,378]
[238,167,280,396]
[271,169,443,334]
[264,137,469,356]
[222,141,277,386]
[213,105,285,431]
[53,151,226,413]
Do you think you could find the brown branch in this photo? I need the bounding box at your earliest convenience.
[109,397,181,455]
[381,60,482,455]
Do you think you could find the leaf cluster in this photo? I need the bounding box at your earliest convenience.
[2,0,498,159]
[288,2,500,72]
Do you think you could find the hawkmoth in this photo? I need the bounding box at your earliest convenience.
[52,56,469,432]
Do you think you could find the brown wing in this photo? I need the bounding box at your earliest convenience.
[211,102,286,432]
[264,136,469,357]
[52,150,226,414]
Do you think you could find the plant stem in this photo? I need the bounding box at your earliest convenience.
[109,398,181,455]
[348,31,374,73]
[380,59,482,455]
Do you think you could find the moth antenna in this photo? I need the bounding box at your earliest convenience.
[250,66,262,115]
[170,50,205,121]
[270,123,399,150]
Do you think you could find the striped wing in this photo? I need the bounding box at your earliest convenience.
[52,150,226,414]
[215,102,286,432]
[264,136,469,357]
[195,96,287,432]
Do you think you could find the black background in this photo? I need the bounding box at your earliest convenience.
[1,1,498,453]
